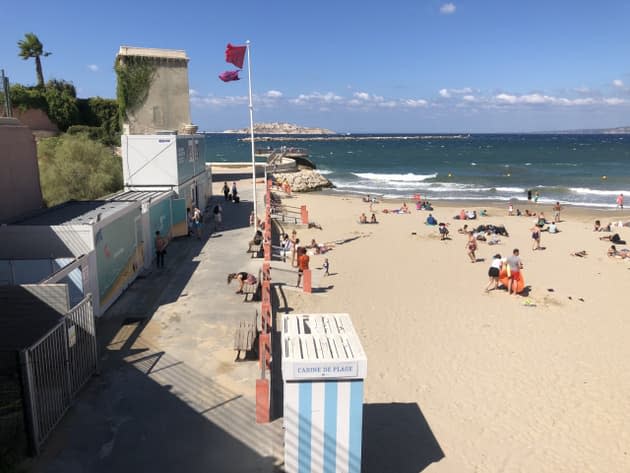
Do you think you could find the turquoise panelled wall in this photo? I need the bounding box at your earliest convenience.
[149,198,173,253]
[95,208,140,300]
[176,136,205,185]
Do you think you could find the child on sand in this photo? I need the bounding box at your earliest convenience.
[322,258,330,276]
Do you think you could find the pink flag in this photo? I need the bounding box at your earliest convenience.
[219,70,241,82]
[225,43,247,69]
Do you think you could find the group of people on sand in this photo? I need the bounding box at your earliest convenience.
[484,249,524,295]
[359,212,378,224]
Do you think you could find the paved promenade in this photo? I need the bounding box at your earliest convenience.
[29,178,284,473]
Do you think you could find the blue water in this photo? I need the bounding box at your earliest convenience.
[204,133,630,208]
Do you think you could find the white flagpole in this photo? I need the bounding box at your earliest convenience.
[246,40,257,227]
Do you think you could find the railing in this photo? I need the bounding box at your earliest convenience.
[270,203,309,225]
[20,295,97,453]
[256,179,274,423]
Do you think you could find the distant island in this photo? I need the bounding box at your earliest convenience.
[547,126,630,134]
[223,122,336,134]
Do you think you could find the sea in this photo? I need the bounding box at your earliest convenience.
[203,133,630,208]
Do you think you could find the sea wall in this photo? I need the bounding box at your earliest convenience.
[272,170,333,192]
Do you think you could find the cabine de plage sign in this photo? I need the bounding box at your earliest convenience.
[293,362,358,379]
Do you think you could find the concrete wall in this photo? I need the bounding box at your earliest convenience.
[125,59,191,135]
[0,118,43,222]
[12,108,59,134]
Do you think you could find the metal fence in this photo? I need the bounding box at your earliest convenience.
[20,295,97,454]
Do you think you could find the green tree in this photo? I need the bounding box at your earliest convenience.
[43,80,79,131]
[17,33,51,87]
[38,134,123,206]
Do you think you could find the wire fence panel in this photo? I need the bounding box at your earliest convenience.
[22,295,97,452]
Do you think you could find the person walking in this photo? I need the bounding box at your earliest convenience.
[531,222,541,250]
[231,182,238,202]
[553,202,562,223]
[617,193,624,209]
[223,182,230,201]
[296,247,310,287]
[155,231,167,268]
[212,204,222,232]
[322,258,330,277]
[465,231,477,263]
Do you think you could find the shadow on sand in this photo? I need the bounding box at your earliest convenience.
[362,402,444,473]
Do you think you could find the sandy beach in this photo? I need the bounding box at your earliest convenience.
[269,188,630,472]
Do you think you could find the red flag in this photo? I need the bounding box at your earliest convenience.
[225,43,247,69]
[219,70,241,82]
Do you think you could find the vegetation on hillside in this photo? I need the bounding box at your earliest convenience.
[38,134,123,206]
[10,81,120,144]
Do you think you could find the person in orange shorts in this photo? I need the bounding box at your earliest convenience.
[296,247,310,287]
[506,248,524,295]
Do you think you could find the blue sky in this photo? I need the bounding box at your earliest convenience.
[3,0,630,133]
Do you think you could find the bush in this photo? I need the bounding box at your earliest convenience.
[10,81,119,142]
[76,97,120,145]
[38,134,123,206]
[9,84,48,112]
[43,85,79,131]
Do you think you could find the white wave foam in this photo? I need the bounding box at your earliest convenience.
[352,172,437,182]
[317,169,333,175]
[569,187,629,196]
[495,186,526,193]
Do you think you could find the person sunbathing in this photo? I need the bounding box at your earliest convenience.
[359,213,368,224]
[593,220,603,232]
[458,224,469,234]
[370,213,378,223]
[400,203,410,213]
[600,233,626,244]
[608,245,630,258]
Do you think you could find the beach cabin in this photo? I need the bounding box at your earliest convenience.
[282,313,367,473]
[121,132,211,210]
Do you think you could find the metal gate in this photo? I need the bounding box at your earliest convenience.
[20,295,97,453]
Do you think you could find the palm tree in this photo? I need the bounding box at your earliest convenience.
[17,33,51,87]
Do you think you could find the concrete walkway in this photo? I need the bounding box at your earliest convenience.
[28,177,284,473]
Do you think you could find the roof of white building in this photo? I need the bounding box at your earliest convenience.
[117,46,189,61]
[14,200,135,226]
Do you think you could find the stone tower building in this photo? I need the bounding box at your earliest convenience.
[116,46,194,135]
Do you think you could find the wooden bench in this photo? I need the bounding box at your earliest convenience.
[241,282,259,302]
[246,242,263,258]
[233,313,258,361]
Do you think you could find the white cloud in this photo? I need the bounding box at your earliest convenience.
[462,95,476,102]
[613,79,624,88]
[190,94,248,107]
[289,91,343,105]
[440,3,456,14]
[403,99,428,108]
[493,92,625,107]
[439,87,473,98]
[189,89,198,97]
[354,92,371,101]
[266,90,283,98]
[87,64,99,72]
